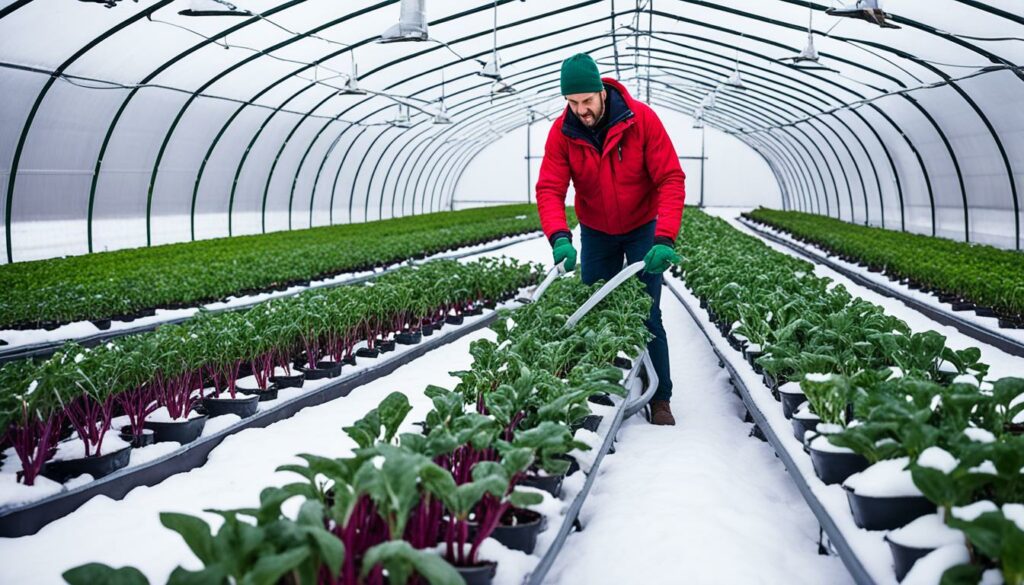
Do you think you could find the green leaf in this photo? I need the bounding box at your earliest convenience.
[362,540,463,585]
[378,391,413,443]
[63,564,150,585]
[240,548,309,585]
[508,489,544,508]
[938,563,983,585]
[166,565,229,585]
[160,513,217,565]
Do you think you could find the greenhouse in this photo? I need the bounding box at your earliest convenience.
[0,1,1022,584]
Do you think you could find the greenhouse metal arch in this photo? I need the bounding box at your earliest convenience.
[2,0,1022,263]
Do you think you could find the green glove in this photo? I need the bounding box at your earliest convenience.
[643,244,680,274]
[552,237,577,271]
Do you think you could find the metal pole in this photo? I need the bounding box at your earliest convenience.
[699,124,706,208]
[526,111,532,203]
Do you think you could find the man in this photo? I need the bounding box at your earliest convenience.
[535,53,685,426]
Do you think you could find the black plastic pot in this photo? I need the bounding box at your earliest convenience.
[395,331,422,345]
[42,445,131,483]
[791,415,820,443]
[238,384,279,402]
[119,426,155,448]
[488,508,544,554]
[356,347,380,359]
[91,318,112,331]
[844,486,936,531]
[144,415,208,445]
[454,562,496,585]
[571,414,603,433]
[520,472,563,497]
[744,350,764,371]
[297,361,343,379]
[378,340,396,353]
[202,394,259,418]
[779,391,806,420]
[270,373,304,389]
[465,305,484,316]
[612,356,632,370]
[809,445,870,485]
[951,301,975,312]
[588,393,615,407]
[421,324,435,337]
[975,306,998,318]
[342,355,357,366]
[885,535,935,582]
[998,317,1021,329]
[446,314,465,325]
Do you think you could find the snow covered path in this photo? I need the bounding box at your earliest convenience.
[545,286,854,585]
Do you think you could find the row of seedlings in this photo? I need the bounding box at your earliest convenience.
[673,210,1024,585]
[62,273,654,585]
[742,208,1024,329]
[0,259,537,501]
[0,204,557,333]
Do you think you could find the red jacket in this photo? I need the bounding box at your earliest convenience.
[535,78,686,244]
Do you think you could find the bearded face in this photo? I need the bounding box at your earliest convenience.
[566,90,607,128]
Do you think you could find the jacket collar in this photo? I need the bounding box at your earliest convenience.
[561,77,635,148]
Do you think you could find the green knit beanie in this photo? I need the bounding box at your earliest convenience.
[560,53,603,95]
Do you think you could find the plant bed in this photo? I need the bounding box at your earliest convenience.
[118,426,155,448]
[201,394,259,419]
[144,414,208,445]
[41,443,131,483]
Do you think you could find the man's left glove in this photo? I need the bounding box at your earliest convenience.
[643,244,680,274]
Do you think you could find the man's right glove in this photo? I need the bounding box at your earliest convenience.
[552,237,577,271]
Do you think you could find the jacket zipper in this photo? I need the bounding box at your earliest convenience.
[617,144,622,162]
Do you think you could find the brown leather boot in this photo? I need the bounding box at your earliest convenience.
[649,399,676,426]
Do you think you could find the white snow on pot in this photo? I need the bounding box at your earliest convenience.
[569,429,601,474]
[804,372,833,383]
[51,431,130,463]
[0,473,64,507]
[887,366,904,380]
[951,374,980,387]
[745,342,762,353]
[930,394,943,411]
[815,423,843,435]
[969,460,998,475]
[936,360,958,374]
[506,317,516,331]
[793,403,820,421]
[964,427,996,443]
[951,500,998,522]
[147,407,205,423]
[730,320,742,333]
[887,513,963,550]
[900,543,970,585]
[980,568,1005,585]
[844,457,922,498]
[1003,503,1024,532]
[808,434,854,455]
[777,381,804,396]
[917,447,958,474]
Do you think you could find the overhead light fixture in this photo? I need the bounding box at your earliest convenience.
[692,107,704,129]
[826,0,901,29]
[178,0,251,17]
[432,102,452,125]
[336,53,366,95]
[389,104,412,128]
[379,0,429,43]
[433,71,452,124]
[477,2,505,80]
[724,48,746,90]
[700,91,716,110]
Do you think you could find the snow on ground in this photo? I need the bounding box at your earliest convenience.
[545,286,854,585]
[706,208,1024,380]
